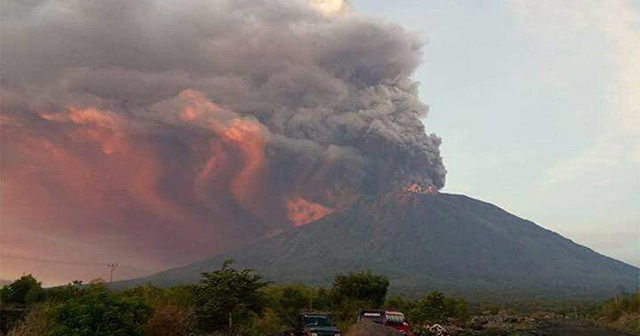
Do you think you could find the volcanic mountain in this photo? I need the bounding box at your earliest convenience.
[118,192,638,298]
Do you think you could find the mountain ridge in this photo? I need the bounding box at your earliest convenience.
[114,192,639,298]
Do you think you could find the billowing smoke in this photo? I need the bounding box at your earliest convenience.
[0,0,445,277]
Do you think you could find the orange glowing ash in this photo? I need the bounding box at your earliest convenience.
[177,90,225,122]
[405,183,436,194]
[41,106,123,128]
[219,118,269,216]
[287,197,334,227]
[41,106,129,154]
[174,90,272,217]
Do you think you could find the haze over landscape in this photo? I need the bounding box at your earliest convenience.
[0,0,638,288]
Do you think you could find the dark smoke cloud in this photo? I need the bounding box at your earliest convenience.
[0,0,445,278]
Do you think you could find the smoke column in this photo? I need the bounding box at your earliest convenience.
[0,0,445,279]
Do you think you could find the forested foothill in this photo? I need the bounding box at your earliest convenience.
[1,261,637,336]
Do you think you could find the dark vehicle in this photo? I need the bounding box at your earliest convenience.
[358,310,411,335]
[285,312,341,336]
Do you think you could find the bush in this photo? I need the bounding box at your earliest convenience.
[600,292,639,321]
[275,286,308,326]
[143,304,194,336]
[597,292,640,335]
[47,285,152,336]
[409,291,468,325]
[246,308,285,336]
[0,275,44,305]
[7,304,53,336]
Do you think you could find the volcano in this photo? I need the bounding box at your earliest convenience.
[117,192,638,298]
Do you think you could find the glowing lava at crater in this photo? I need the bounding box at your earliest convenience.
[405,183,436,195]
[287,197,334,227]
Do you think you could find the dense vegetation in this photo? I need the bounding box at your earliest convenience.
[1,262,467,336]
[595,292,640,335]
[1,263,636,336]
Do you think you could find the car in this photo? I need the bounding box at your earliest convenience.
[357,309,411,335]
[285,312,342,336]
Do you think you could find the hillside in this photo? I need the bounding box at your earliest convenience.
[116,192,638,298]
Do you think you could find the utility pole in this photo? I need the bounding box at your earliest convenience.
[108,263,119,282]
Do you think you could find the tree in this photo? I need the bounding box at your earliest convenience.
[193,260,268,336]
[328,271,389,326]
[0,274,44,304]
[330,270,389,308]
[47,285,152,336]
[277,287,307,326]
[409,291,468,325]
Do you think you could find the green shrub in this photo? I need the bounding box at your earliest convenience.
[0,275,44,305]
[143,304,194,336]
[46,285,152,336]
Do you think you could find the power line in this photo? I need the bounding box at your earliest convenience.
[1,254,160,273]
[1,254,109,266]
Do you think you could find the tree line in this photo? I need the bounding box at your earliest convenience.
[1,260,468,336]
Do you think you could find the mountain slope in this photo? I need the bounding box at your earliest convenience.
[117,192,638,298]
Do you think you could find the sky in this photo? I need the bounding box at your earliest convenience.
[0,0,638,286]
[351,0,639,267]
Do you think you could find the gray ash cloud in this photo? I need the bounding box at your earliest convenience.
[0,0,445,265]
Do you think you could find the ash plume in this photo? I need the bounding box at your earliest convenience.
[0,0,445,271]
